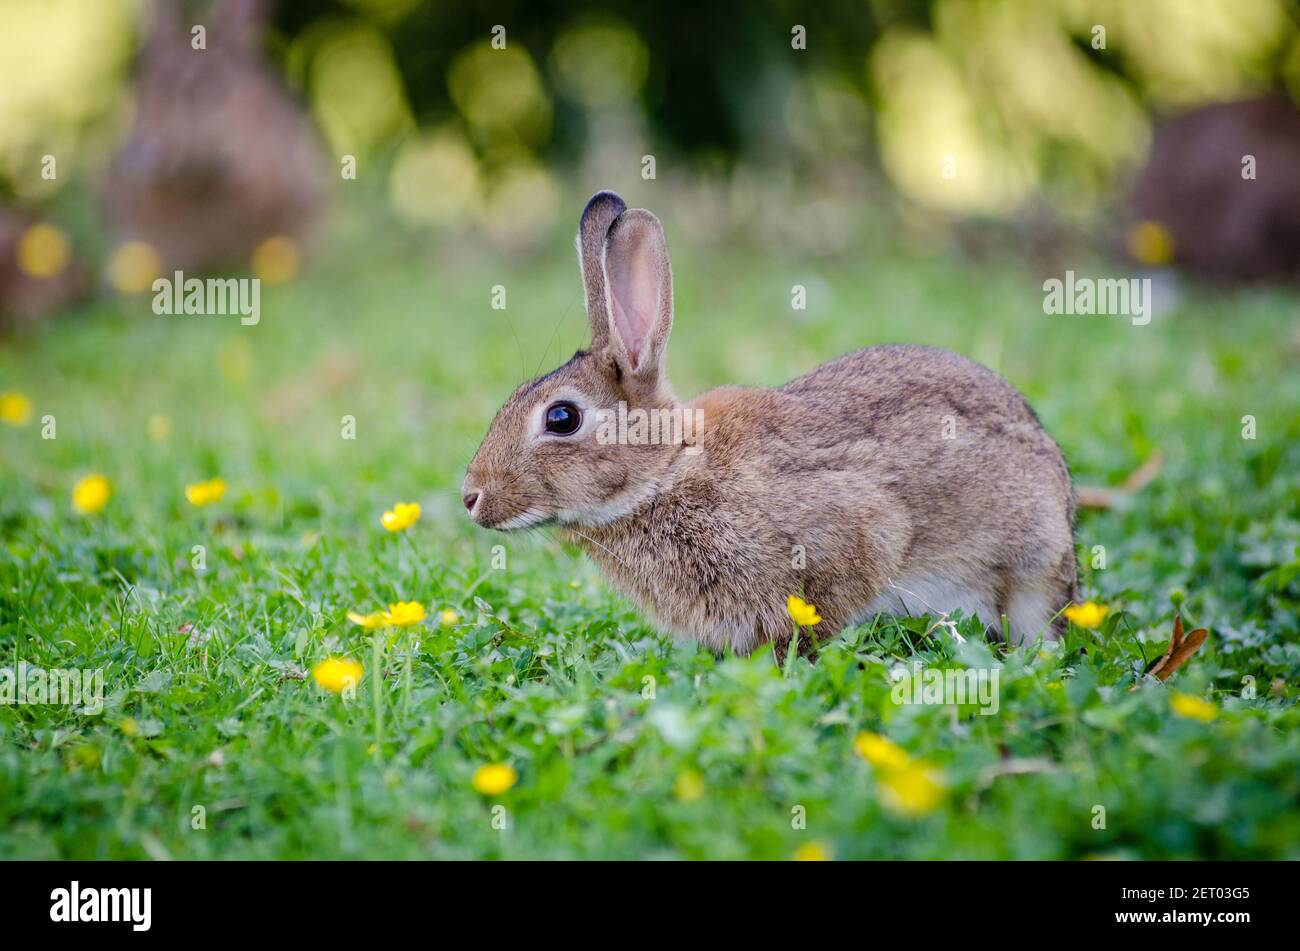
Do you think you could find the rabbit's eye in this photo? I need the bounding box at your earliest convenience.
[544,402,582,436]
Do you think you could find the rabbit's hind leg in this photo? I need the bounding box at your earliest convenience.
[1002,570,1074,646]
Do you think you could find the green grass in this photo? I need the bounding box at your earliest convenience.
[1,218,1298,859]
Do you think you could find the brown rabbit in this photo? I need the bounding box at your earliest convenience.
[464,191,1078,655]
[103,0,327,273]
[1128,94,1300,284]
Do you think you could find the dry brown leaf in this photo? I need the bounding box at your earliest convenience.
[1131,614,1209,689]
[1077,452,1165,510]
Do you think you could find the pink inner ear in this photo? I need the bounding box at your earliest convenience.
[607,232,659,368]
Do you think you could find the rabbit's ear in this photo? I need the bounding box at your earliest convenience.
[576,190,626,350]
[602,208,673,382]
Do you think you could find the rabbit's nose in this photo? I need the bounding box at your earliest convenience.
[463,492,480,512]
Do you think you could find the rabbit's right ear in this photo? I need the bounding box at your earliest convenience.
[601,208,672,384]
[577,190,627,351]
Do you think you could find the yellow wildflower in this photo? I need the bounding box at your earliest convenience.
[72,474,111,515]
[382,601,426,627]
[853,731,911,769]
[1064,601,1109,629]
[879,761,946,816]
[346,610,386,629]
[439,608,460,627]
[17,223,70,278]
[381,501,421,532]
[312,657,363,694]
[0,391,33,426]
[786,594,821,626]
[472,763,518,795]
[185,477,227,507]
[793,841,832,861]
[1170,691,1218,723]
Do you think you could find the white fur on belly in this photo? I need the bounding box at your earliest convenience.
[863,574,998,630]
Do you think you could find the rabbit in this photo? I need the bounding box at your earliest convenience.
[103,0,328,274]
[463,191,1078,656]
[1127,94,1300,284]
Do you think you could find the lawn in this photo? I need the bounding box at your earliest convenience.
[1,214,1298,859]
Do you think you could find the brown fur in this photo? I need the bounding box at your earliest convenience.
[464,192,1078,654]
[103,0,327,272]
[1129,95,1300,284]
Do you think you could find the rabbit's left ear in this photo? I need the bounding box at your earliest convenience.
[602,208,673,384]
[577,191,626,351]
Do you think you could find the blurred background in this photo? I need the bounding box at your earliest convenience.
[3,0,1300,294]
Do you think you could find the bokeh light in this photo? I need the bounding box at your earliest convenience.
[301,20,414,157]
[448,42,552,152]
[16,223,71,279]
[551,16,650,109]
[388,129,482,227]
[251,235,302,284]
[107,240,162,295]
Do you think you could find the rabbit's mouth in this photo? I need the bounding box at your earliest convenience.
[491,509,554,531]
[462,488,553,532]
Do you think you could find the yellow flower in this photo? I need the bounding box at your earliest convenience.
[439,608,460,627]
[346,610,386,629]
[17,223,71,278]
[1064,601,1109,629]
[251,235,301,284]
[1170,691,1218,723]
[382,601,426,627]
[107,240,161,294]
[0,391,33,426]
[312,657,363,693]
[674,768,705,802]
[381,501,421,532]
[1126,219,1174,266]
[787,594,821,626]
[878,761,946,816]
[185,477,227,507]
[472,763,518,795]
[793,841,832,861]
[72,474,111,515]
[853,731,911,769]
[119,717,139,737]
